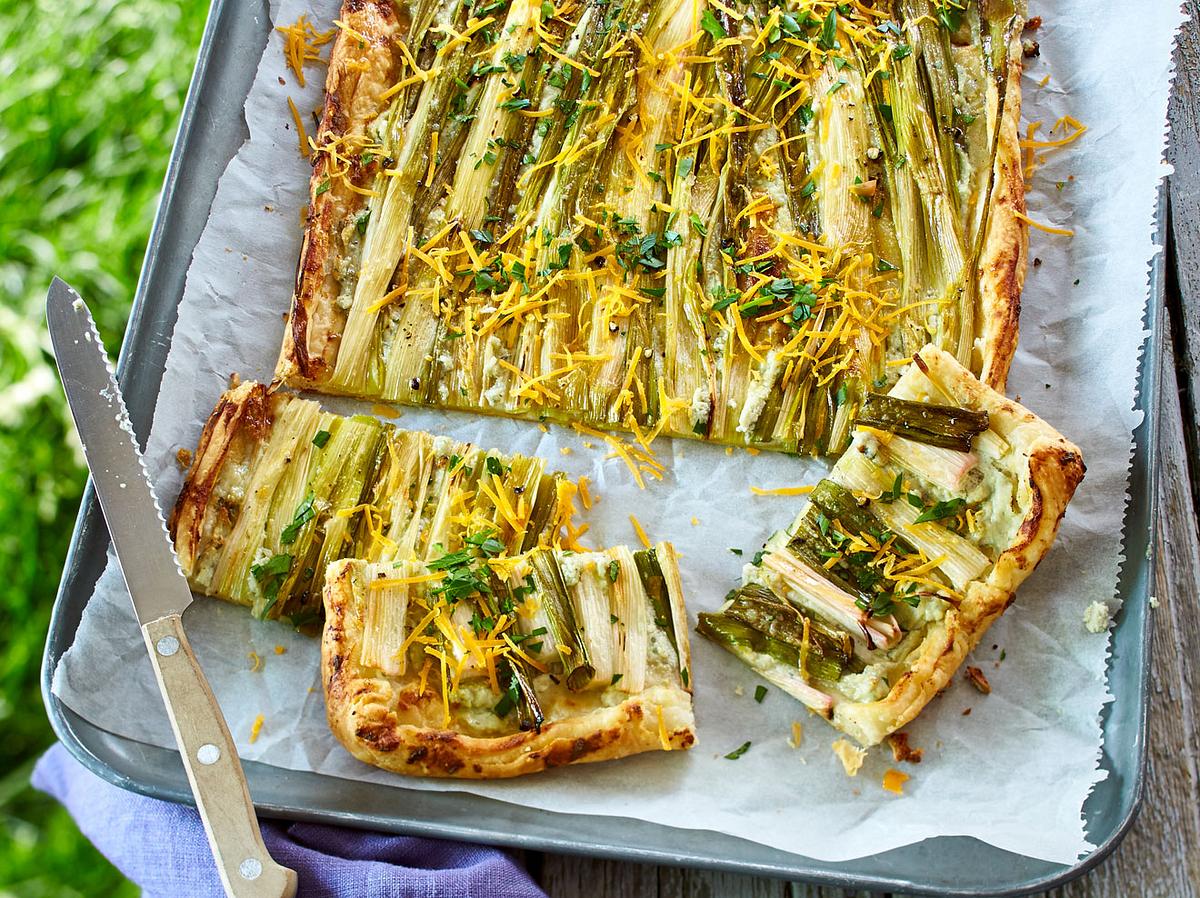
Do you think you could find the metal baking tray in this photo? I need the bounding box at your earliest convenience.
[41,0,1161,893]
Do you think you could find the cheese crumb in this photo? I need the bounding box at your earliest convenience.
[1083,601,1111,633]
[882,768,910,795]
[832,739,866,777]
[789,722,803,748]
[249,714,265,744]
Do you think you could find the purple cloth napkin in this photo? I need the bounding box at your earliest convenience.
[35,743,547,898]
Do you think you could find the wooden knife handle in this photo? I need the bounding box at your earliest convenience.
[142,614,298,898]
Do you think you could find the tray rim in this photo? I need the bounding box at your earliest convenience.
[40,0,1161,893]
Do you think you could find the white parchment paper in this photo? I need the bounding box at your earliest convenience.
[51,0,1187,865]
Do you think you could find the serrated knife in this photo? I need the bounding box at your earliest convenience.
[47,278,297,898]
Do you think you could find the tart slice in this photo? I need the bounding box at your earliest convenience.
[699,344,1084,746]
[170,381,576,625]
[322,543,695,778]
[277,0,1028,457]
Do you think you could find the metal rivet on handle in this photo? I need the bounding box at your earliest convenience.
[239,858,263,881]
[196,744,220,765]
[155,636,180,657]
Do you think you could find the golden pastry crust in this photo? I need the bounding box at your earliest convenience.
[322,553,697,778]
[169,381,281,592]
[832,345,1084,746]
[975,36,1029,392]
[277,0,404,386]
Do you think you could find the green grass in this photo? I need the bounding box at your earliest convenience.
[0,1,209,892]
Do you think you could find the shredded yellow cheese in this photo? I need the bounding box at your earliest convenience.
[749,485,815,497]
[1014,210,1075,237]
[656,706,672,751]
[276,14,334,87]
[629,514,652,549]
[286,97,309,158]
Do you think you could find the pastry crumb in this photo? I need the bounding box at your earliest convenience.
[965,666,991,694]
[832,739,866,777]
[882,768,909,795]
[372,404,401,419]
[1083,601,1111,633]
[887,732,922,764]
[176,448,193,470]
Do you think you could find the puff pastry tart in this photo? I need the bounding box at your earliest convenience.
[170,381,576,625]
[322,543,695,777]
[699,345,1084,746]
[278,0,1028,456]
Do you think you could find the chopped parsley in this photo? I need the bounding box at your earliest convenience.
[699,9,727,40]
[817,9,839,51]
[251,553,293,616]
[279,492,316,545]
[914,497,967,524]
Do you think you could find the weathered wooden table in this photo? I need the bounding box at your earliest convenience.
[520,10,1200,897]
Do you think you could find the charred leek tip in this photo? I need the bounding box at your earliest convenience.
[633,548,678,654]
[506,658,545,732]
[856,393,989,452]
[527,549,594,690]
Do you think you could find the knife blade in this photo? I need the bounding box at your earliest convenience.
[46,282,196,626]
[47,277,297,898]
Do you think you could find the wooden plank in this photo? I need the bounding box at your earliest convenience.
[658,866,785,898]
[1168,0,1200,454]
[1048,298,1200,896]
[536,853,659,896]
[786,887,880,898]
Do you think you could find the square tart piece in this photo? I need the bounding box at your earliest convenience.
[170,381,574,625]
[322,543,695,778]
[699,344,1085,746]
